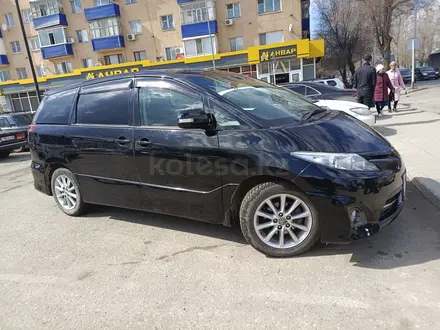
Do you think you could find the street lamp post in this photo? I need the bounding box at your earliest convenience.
[207,1,216,69]
[411,0,417,90]
[14,0,41,103]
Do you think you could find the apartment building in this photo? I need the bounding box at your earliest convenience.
[0,0,322,113]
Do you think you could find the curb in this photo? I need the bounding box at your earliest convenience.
[407,171,440,211]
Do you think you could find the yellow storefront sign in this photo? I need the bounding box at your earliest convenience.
[259,46,298,62]
[86,67,140,80]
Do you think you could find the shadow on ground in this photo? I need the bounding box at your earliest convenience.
[0,152,30,164]
[86,182,440,270]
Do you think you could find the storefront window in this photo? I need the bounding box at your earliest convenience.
[289,58,301,70]
[10,91,43,112]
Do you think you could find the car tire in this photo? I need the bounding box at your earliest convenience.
[0,151,11,159]
[239,182,320,257]
[51,168,87,216]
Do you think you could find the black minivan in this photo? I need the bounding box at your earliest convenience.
[29,71,406,257]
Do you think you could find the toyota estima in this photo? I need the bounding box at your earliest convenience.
[29,70,406,257]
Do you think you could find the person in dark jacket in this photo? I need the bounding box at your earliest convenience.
[374,64,395,116]
[353,55,377,109]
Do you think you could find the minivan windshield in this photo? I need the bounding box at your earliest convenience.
[185,72,323,126]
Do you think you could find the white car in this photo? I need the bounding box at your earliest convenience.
[314,99,375,127]
[312,78,346,89]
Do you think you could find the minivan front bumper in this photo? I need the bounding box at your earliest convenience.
[293,162,406,244]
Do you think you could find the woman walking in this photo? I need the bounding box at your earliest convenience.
[374,64,395,117]
[387,61,406,112]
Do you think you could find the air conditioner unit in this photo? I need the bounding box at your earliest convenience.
[175,47,184,54]
[127,33,136,41]
[225,19,233,26]
[67,37,75,44]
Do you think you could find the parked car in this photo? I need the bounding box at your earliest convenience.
[281,82,357,102]
[308,77,347,89]
[417,66,437,80]
[280,83,375,125]
[0,112,33,158]
[29,71,406,257]
[399,68,412,84]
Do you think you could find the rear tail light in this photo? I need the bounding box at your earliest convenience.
[16,133,25,140]
[28,124,38,132]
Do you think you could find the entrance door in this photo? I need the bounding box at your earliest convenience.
[133,78,224,223]
[290,70,302,83]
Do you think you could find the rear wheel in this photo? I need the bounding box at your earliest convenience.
[240,182,320,257]
[51,168,87,216]
[0,151,11,159]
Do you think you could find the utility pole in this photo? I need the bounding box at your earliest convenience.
[411,0,417,89]
[207,1,216,69]
[14,0,41,103]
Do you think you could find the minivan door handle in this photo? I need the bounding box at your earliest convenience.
[136,138,151,148]
[115,137,131,145]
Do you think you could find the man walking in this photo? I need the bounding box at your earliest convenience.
[353,55,377,109]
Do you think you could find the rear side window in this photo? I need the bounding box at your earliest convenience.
[12,114,33,126]
[0,118,10,128]
[76,90,131,125]
[35,89,76,124]
[287,85,306,95]
[327,80,337,87]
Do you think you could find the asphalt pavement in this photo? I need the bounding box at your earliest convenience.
[1,153,440,329]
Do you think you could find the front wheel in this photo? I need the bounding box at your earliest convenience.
[51,168,87,216]
[240,182,320,257]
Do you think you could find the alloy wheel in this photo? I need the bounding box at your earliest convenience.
[253,193,313,249]
[54,175,77,210]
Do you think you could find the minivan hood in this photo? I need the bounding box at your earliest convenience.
[280,112,391,154]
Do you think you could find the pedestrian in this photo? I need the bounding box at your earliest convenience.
[387,61,406,112]
[353,55,377,109]
[374,64,395,117]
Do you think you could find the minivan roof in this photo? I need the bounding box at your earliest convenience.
[44,69,209,97]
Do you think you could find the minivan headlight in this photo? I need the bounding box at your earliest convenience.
[291,152,379,171]
[350,107,371,116]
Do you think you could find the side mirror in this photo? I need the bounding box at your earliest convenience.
[177,109,210,130]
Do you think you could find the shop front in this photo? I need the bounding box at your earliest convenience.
[0,39,324,113]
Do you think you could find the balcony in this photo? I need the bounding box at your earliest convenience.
[41,43,73,59]
[0,55,8,66]
[181,20,217,38]
[92,36,125,51]
[85,4,121,21]
[33,13,68,30]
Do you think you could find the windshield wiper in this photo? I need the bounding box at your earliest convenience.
[301,108,328,122]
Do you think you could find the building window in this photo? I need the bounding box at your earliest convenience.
[29,38,41,51]
[82,58,94,68]
[16,68,28,79]
[129,20,142,35]
[70,0,82,13]
[22,9,33,23]
[165,47,178,60]
[258,0,281,14]
[76,29,89,43]
[161,15,174,30]
[55,62,73,74]
[89,17,121,39]
[134,50,147,61]
[0,71,9,82]
[125,0,136,3]
[259,31,284,45]
[226,3,240,19]
[11,92,42,112]
[103,54,124,65]
[31,0,64,18]
[181,0,213,25]
[4,13,15,27]
[94,0,112,6]
[35,65,46,77]
[38,27,67,47]
[230,36,243,51]
[11,41,21,54]
[184,36,216,57]
[301,0,310,19]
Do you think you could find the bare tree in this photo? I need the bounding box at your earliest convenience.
[360,0,412,69]
[316,0,370,85]
[417,5,438,65]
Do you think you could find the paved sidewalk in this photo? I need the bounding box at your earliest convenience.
[373,86,440,208]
